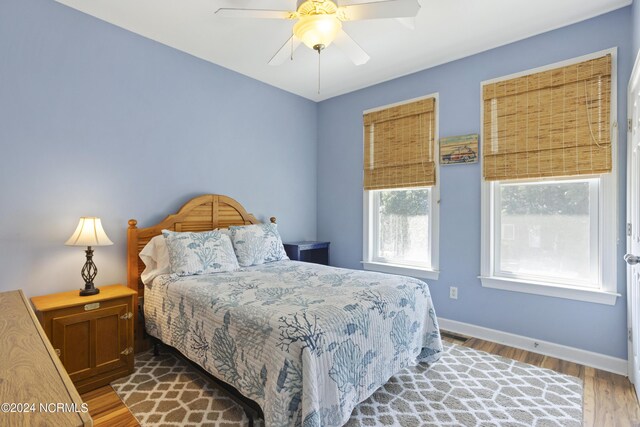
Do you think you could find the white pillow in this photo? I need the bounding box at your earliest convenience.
[139,235,171,285]
[162,229,240,276]
[229,223,289,267]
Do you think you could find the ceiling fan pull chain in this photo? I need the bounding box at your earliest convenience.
[318,48,321,94]
[290,31,294,61]
[314,43,324,94]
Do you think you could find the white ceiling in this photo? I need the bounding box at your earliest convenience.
[55,0,630,101]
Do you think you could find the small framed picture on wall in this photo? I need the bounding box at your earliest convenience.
[440,134,479,165]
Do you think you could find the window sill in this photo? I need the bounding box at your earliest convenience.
[362,262,440,280]
[479,276,619,305]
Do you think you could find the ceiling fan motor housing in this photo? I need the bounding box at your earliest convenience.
[296,0,339,15]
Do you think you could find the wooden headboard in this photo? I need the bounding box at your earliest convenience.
[127,194,274,299]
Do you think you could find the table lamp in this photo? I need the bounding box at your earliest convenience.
[65,217,113,296]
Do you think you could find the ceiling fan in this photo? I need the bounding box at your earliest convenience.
[214,0,421,66]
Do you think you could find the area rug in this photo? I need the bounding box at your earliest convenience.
[111,342,582,426]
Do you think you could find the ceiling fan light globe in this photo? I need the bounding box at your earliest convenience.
[293,14,342,50]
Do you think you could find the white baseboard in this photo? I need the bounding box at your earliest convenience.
[439,318,628,376]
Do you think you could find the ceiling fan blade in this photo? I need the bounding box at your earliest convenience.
[395,17,415,29]
[269,35,302,65]
[339,0,420,21]
[333,30,370,65]
[215,8,293,19]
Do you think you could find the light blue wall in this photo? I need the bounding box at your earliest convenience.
[0,0,318,297]
[634,0,640,56]
[317,7,632,359]
[0,0,633,359]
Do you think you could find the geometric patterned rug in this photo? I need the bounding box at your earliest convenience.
[112,350,251,426]
[346,343,582,427]
[111,342,583,426]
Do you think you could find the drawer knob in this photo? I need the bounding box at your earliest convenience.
[120,347,133,356]
[120,312,133,320]
[54,348,61,357]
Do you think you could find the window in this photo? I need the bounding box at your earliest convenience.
[372,187,432,266]
[480,50,618,305]
[362,95,439,279]
[494,177,598,287]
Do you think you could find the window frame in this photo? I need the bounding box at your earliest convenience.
[480,48,619,305]
[362,93,440,280]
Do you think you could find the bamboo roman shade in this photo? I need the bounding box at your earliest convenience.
[363,97,436,190]
[482,54,612,181]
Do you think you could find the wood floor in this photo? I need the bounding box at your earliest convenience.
[81,385,139,427]
[81,332,640,426]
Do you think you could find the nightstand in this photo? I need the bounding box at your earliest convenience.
[284,241,330,265]
[31,284,136,394]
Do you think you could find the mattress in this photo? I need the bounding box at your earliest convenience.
[144,260,442,427]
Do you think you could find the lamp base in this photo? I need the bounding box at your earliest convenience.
[79,285,100,297]
[79,246,100,297]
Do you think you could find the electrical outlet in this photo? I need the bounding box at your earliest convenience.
[449,286,458,299]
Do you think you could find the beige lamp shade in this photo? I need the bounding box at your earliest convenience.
[65,217,113,247]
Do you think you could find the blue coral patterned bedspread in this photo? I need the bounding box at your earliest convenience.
[144,260,442,427]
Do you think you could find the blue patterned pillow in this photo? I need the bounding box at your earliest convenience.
[228,223,289,267]
[162,229,239,276]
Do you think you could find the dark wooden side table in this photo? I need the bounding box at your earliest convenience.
[283,241,330,266]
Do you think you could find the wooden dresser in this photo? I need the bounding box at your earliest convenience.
[0,290,92,426]
[31,285,136,394]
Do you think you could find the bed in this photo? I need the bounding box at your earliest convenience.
[127,194,443,427]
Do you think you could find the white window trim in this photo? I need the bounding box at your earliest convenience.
[362,93,440,280]
[480,48,620,305]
